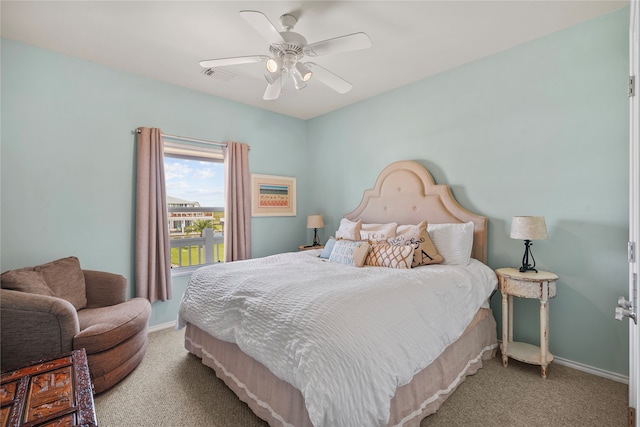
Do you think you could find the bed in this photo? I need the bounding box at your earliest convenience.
[177,160,498,427]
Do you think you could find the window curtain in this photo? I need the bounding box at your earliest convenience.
[223,142,251,261]
[135,127,171,302]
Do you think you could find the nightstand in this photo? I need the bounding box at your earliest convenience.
[496,267,558,378]
[298,245,324,251]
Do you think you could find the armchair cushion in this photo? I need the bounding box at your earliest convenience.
[0,269,54,296]
[35,256,87,310]
[75,298,151,354]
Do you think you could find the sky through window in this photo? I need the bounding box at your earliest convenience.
[164,157,224,207]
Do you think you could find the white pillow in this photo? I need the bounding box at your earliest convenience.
[360,222,397,242]
[335,218,362,241]
[329,240,370,267]
[426,222,474,266]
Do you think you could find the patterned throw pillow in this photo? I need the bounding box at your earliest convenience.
[335,218,362,241]
[389,221,443,267]
[365,244,414,269]
[360,223,398,242]
[328,240,370,267]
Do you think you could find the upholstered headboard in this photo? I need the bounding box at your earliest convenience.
[344,160,488,263]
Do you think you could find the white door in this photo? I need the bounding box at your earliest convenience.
[629,1,639,425]
[619,2,639,425]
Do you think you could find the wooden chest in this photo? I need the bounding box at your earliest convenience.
[1,349,97,427]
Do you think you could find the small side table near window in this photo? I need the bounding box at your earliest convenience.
[496,267,558,378]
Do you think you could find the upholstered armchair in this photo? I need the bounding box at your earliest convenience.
[1,256,151,394]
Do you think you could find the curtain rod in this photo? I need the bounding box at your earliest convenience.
[134,129,228,148]
[162,133,228,148]
[135,129,251,150]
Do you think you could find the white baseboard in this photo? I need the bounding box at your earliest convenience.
[497,340,629,384]
[554,356,629,384]
[148,321,177,333]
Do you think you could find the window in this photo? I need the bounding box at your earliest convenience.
[164,140,225,270]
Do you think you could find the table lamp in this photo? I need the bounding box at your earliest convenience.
[510,216,548,273]
[307,214,324,247]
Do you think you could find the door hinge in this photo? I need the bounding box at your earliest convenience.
[630,76,636,97]
[629,407,635,427]
[630,242,636,263]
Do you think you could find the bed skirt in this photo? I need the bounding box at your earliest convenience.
[184,307,497,427]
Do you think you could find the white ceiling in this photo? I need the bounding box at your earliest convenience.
[1,1,629,120]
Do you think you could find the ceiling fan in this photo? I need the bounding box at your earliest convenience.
[199,10,372,101]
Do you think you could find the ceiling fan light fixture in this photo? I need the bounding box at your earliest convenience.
[291,70,308,90]
[266,56,282,73]
[295,62,313,82]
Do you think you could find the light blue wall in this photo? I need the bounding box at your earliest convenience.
[0,39,309,326]
[1,7,630,375]
[308,8,629,375]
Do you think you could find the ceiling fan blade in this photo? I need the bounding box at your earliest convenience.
[240,10,286,45]
[199,55,266,68]
[263,75,283,100]
[305,32,371,57]
[306,63,352,94]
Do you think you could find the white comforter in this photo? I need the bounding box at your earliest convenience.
[177,250,497,427]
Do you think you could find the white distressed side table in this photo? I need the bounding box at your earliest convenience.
[496,267,558,378]
[298,245,324,251]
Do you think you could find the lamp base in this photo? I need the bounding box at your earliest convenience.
[519,240,538,273]
[312,228,320,247]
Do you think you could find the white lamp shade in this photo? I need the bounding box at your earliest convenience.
[307,214,324,229]
[510,216,548,240]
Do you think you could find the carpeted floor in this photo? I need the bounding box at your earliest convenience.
[94,327,628,427]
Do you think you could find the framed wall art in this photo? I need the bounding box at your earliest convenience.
[251,174,297,217]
